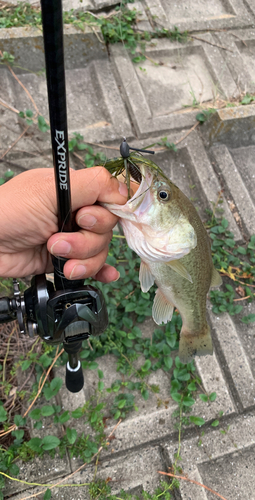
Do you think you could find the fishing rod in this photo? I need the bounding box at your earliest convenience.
[0,0,108,393]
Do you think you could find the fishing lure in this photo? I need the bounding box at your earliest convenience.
[104,138,168,198]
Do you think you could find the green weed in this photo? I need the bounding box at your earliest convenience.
[0,2,188,60]
[69,133,107,168]
[0,3,41,29]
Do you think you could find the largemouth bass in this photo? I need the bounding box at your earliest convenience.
[103,160,221,363]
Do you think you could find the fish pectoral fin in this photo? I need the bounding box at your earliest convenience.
[166,260,193,283]
[210,267,222,288]
[139,261,155,292]
[152,289,174,325]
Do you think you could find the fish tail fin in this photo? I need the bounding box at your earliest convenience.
[179,323,213,364]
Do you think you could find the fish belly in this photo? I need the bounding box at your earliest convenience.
[148,260,213,364]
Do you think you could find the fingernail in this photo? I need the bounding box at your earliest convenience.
[51,240,71,256]
[78,214,97,229]
[118,181,128,197]
[113,271,120,282]
[70,264,86,279]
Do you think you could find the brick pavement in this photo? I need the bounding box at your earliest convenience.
[1,1,255,499]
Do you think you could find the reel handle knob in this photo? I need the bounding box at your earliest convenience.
[65,360,84,393]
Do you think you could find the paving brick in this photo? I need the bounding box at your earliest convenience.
[202,104,255,149]
[3,454,70,497]
[9,445,165,500]
[211,29,255,94]
[9,63,132,144]
[144,0,254,31]
[111,36,238,136]
[209,308,255,409]
[0,25,107,73]
[164,409,255,499]
[210,143,255,235]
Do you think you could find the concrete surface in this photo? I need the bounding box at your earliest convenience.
[1,1,255,499]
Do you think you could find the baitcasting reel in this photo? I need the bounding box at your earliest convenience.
[0,275,108,392]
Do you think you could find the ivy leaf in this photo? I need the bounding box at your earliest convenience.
[66,427,77,445]
[164,357,173,370]
[209,392,217,402]
[38,115,50,133]
[187,382,197,391]
[118,399,126,409]
[21,359,32,371]
[98,381,104,391]
[141,389,149,400]
[171,393,182,403]
[237,246,246,255]
[41,435,60,450]
[25,109,33,117]
[0,406,7,422]
[44,377,63,400]
[114,410,121,420]
[29,408,41,420]
[183,396,195,407]
[189,416,205,426]
[72,408,83,418]
[14,414,26,427]
[141,360,151,372]
[44,489,52,500]
[9,463,20,476]
[241,314,255,324]
[41,405,55,417]
[196,112,207,123]
[177,369,190,381]
[199,394,208,402]
[59,411,70,424]
[211,419,219,427]
[39,353,52,368]
[12,429,24,441]
[27,437,42,452]
[80,349,90,359]
[88,361,98,370]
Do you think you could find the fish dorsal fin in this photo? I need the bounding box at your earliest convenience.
[152,289,174,325]
[166,260,193,283]
[210,267,222,287]
[139,261,155,292]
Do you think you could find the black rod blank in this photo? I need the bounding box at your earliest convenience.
[40,0,72,234]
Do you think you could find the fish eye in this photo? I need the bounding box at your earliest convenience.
[157,189,170,202]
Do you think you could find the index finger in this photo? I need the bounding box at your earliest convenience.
[70,167,128,211]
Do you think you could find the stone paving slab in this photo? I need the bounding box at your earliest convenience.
[144,0,254,31]
[0,25,106,74]
[211,143,255,236]
[3,453,70,497]
[202,104,255,149]
[11,61,132,143]
[111,36,238,137]
[165,409,255,499]
[213,28,255,94]
[9,445,165,500]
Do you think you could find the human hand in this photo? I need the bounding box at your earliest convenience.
[0,167,128,282]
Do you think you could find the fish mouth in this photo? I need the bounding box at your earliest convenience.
[127,163,154,214]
